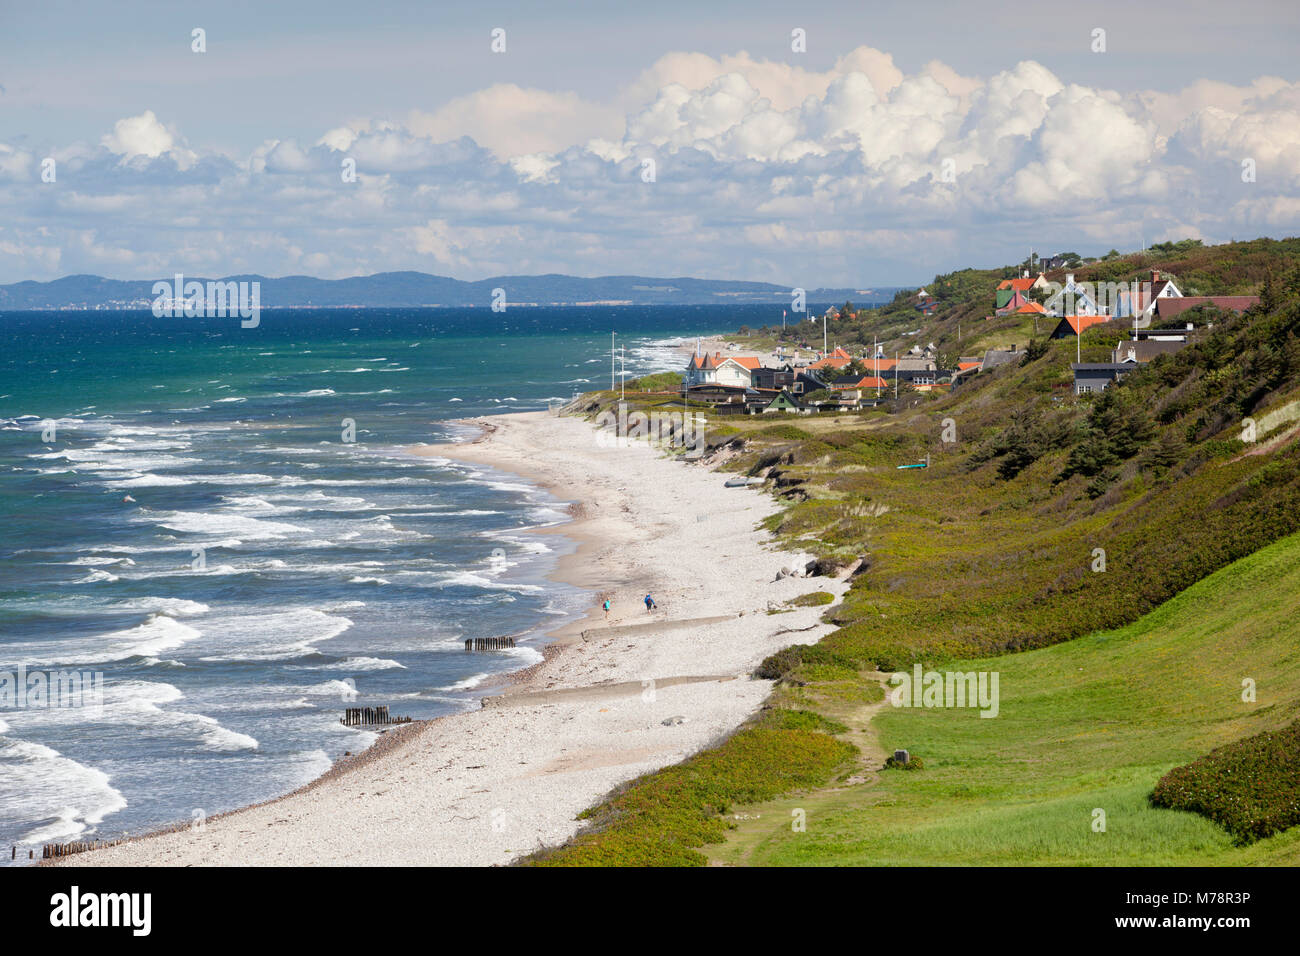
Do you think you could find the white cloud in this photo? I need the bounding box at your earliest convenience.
[2,46,1299,285]
[100,110,197,168]
[409,84,622,159]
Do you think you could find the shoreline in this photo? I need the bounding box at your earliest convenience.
[54,409,847,867]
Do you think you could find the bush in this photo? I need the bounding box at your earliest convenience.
[788,590,835,607]
[884,754,925,771]
[1150,720,1300,844]
[756,424,814,442]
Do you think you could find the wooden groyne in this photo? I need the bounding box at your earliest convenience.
[464,636,516,652]
[340,706,413,727]
[37,839,124,860]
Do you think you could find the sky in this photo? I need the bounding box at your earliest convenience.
[1,0,1298,287]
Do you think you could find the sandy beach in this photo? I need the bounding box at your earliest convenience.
[56,410,845,867]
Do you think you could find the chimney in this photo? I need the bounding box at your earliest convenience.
[1065,273,1075,285]
[1151,269,1161,283]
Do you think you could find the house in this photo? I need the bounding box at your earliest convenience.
[915,289,938,315]
[750,363,827,398]
[683,350,720,387]
[1154,295,1260,321]
[1112,338,1188,363]
[995,290,1028,315]
[1049,314,1112,339]
[832,374,889,392]
[1071,363,1135,395]
[894,353,939,386]
[684,351,759,389]
[684,382,751,406]
[808,346,855,373]
[1015,301,1047,316]
[996,272,1049,294]
[826,377,888,408]
[1044,274,1102,316]
[1116,269,1184,320]
[981,345,1020,370]
[762,391,807,414]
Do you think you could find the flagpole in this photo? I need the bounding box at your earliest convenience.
[611,331,616,392]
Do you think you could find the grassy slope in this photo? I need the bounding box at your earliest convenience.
[712,530,1300,865]
[546,240,1300,865]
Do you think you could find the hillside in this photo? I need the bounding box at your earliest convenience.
[530,236,1300,866]
[713,529,1300,866]
[764,237,1300,364]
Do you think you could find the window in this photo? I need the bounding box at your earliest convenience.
[1078,384,1093,394]
[794,382,803,393]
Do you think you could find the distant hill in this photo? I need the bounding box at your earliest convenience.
[0,271,902,311]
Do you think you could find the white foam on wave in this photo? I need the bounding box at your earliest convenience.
[141,509,309,540]
[111,597,209,616]
[431,571,543,593]
[0,738,128,844]
[76,569,120,584]
[305,657,406,672]
[440,672,491,692]
[3,615,203,668]
[67,555,136,567]
[5,680,261,753]
[194,608,353,662]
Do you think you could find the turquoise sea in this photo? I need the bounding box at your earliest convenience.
[0,305,786,858]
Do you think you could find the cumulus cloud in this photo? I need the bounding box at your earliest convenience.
[2,46,1298,285]
[409,84,623,159]
[100,110,197,168]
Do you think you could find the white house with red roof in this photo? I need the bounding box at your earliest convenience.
[1116,269,1185,321]
[684,351,761,389]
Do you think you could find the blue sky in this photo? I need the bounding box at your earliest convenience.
[1,0,1298,285]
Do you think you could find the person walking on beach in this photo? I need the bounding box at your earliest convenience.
[644,593,657,613]
[603,599,611,620]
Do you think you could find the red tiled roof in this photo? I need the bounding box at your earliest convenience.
[1015,301,1046,314]
[833,376,888,390]
[957,361,981,370]
[1060,314,1111,335]
[1155,296,1260,318]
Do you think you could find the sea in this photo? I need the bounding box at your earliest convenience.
[0,304,791,859]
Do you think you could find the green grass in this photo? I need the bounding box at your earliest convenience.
[725,530,1300,865]
[523,707,857,866]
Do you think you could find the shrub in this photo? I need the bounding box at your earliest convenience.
[884,754,925,771]
[1150,719,1300,844]
[788,590,835,607]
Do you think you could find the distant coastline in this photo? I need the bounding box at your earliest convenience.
[0,271,902,312]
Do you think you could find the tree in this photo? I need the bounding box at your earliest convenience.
[836,359,868,381]
[1019,338,1050,366]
